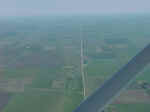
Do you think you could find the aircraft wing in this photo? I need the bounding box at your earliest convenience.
[73,44,150,112]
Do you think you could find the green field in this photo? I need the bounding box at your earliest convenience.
[0,14,150,112]
[115,104,150,112]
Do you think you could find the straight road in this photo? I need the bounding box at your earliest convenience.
[73,44,150,112]
[80,31,86,98]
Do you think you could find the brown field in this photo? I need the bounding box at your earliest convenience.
[0,92,11,111]
[114,89,150,104]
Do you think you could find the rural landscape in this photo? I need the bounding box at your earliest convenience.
[0,14,150,112]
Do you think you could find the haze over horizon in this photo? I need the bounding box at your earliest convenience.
[0,0,150,16]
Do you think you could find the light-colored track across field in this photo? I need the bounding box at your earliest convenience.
[80,26,86,98]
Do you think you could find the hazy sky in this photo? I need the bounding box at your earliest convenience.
[0,0,150,16]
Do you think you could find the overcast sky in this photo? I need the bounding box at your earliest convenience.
[0,0,150,16]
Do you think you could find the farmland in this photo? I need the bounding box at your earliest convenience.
[0,14,150,112]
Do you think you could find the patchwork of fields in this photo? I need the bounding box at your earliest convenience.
[0,15,150,112]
